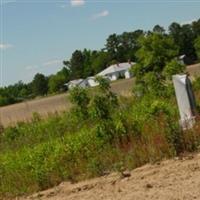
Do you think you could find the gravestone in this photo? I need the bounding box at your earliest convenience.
[172,74,196,129]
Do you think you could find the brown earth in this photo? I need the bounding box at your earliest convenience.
[0,78,133,127]
[20,153,200,200]
[186,63,200,77]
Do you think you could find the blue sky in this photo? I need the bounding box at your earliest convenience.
[0,0,200,86]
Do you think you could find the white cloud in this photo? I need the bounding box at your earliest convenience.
[70,0,85,7]
[92,10,109,20]
[42,59,61,67]
[25,59,62,71]
[180,18,197,25]
[0,43,13,50]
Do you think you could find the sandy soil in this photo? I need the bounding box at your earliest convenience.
[20,153,200,200]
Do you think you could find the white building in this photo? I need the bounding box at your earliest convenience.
[97,62,135,81]
[86,76,99,87]
[66,79,88,90]
[65,62,135,89]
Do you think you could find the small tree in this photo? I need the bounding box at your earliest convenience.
[69,86,90,119]
[89,76,118,121]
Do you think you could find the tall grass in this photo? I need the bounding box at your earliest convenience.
[0,88,200,198]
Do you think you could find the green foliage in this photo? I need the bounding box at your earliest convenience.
[69,86,90,119]
[163,60,185,79]
[32,73,48,96]
[1,87,200,197]
[1,19,200,197]
[1,19,200,107]
[132,33,180,96]
[95,76,111,92]
[48,74,66,93]
[195,36,200,60]
[153,25,165,34]
[169,21,199,62]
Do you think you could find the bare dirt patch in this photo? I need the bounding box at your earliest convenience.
[20,153,200,200]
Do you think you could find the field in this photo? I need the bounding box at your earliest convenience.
[0,78,134,127]
[0,63,199,127]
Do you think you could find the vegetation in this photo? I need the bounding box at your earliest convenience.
[0,19,200,106]
[1,73,200,197]
[195,36,200,60]
[0,18,200,198]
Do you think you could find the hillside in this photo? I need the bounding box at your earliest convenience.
[0,78,133,127]
[21,153,200,200]
[0,63,199,127]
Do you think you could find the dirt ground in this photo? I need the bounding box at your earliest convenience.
[187,63,200,77]
[19,153,200,200]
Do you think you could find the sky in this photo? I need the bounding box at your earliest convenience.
[0,0,200,86]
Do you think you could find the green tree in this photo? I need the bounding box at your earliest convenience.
[48,74,66,93]
[195,36,200,60]
[163,60,185,79]
[153,25,165,34]
[70,50,85,79]
[192,19,200,38]
[132,33,179,95]
[32,73,48,96]
[69,86,90,119]
[89,76,118,120]
[92,52,111,74]
[105,34,120,60]
[169,22,196,62]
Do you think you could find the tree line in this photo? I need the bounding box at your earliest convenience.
[0,19,200,106]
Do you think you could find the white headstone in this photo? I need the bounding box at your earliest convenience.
[172,74,196,129]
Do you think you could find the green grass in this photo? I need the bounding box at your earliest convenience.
[1,86,200,198]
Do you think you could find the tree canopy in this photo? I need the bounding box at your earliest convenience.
[0,18,200,106]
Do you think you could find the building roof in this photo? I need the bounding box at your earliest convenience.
[65,79,84,86]
[97,62,135,76]
[86,76,95,80]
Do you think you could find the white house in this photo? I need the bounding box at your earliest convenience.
[65,62,135,90]
[86,76,99,87]
[97,62,135,81]
[66,79,88,90]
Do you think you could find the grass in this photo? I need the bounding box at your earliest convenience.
[1,85,200,198]
[0,62,199,127]
[0,78,134,127]
[1,74,200,198]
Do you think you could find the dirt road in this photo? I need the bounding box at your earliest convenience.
[22,153,200,200]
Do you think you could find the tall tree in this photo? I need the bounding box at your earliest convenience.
[169,22,197,62]
[70,50,85,79]
[105,33,120,60]
[32,73,48,96]
[153,25,165,34]
[195,36,200,60]
[132,33,179,95]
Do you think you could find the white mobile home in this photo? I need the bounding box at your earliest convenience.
[86,76,99,87]
[66,79,88,90]
[97,62,135,81]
